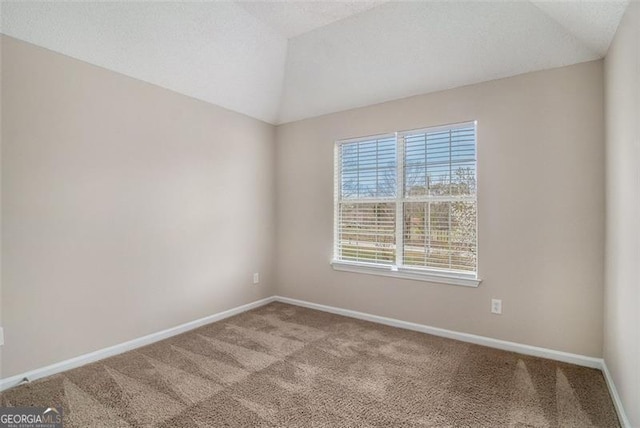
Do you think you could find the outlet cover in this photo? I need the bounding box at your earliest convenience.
[491,299,502,314]
[253,273,259,284]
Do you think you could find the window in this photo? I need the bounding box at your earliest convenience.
[333,121,479,287]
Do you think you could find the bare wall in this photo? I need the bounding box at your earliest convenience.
[604,2,640,426]
[0,36,277,378]
[275,60,605,357]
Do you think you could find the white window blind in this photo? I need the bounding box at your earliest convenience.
[335,135,397,265]
[334,122,477,279]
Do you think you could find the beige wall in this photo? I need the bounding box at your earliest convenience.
[0,36,277,378]
[0,32,4,374]
[604,2,640,426]
[0,32,611,380]
[276,60,605,357]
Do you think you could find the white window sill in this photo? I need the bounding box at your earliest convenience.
[330,260,481,287]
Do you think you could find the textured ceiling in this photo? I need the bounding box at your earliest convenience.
[279,0,628,123]
[530,0,628,56]
[0,1,289,123]
[0,1,629,125]
[237,1,387,38]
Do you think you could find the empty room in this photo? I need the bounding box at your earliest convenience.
[0,1,638,427]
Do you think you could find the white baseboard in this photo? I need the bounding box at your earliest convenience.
[0,296,275,392]
[274,295,633,426]
[274,296,604,369]
[602,361,631,428]
[2,292,629,428]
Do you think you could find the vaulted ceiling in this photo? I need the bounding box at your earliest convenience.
[0,1,629,124]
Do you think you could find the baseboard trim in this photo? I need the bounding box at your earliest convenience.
[602,361,631,428]
[3,291,625,425]
[274,296,604,369]
[0,296,275,392]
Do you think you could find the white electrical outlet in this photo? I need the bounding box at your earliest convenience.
[253,273,259,284]
[491,299,502,314]
[0,327,4,346]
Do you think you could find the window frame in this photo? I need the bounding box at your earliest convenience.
[331,121,481,287]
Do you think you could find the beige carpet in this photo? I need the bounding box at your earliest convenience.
[1,302,619,427]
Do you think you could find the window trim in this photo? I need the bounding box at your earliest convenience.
[330,260,481,287]
[332,121,481,287]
